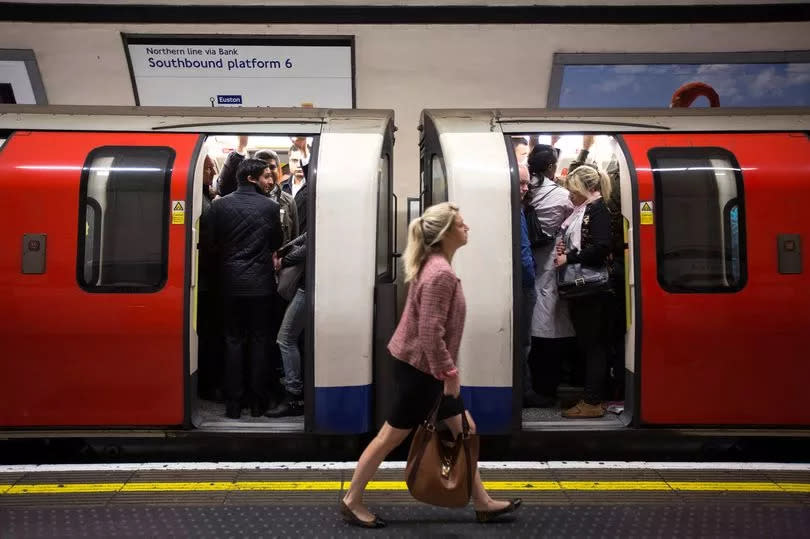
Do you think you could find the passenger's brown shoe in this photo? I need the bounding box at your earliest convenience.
[562,400,605,418]
[340,501,386,529]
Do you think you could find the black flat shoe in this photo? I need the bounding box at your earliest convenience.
[340,501,387,529]
[475,498,522,523]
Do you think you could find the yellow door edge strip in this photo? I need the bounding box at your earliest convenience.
[3,480,809,495]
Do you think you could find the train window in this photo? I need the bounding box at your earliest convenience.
[77,146,174,292]
[650,147,747,293]
[431,154,448,204]
[375,153,392,277]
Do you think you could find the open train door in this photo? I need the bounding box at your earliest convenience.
[623,132,810,426]
[312,111,395,433]
[371,121,397,429]
[0,129,200,427]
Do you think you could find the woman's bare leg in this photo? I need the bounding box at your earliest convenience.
[442,411,510,512]
[342,421,412,522]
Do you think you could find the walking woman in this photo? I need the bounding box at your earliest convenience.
[341,202,521,528]
[555,165,614,418]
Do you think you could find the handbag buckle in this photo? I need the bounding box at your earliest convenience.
[441,462,451,479]
[575,277,585,286]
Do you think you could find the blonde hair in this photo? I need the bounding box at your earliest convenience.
[402,202,459,283]
[565,165,612,201]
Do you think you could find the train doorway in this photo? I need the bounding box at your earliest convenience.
[506,133,634,431]
[191,134,317,433]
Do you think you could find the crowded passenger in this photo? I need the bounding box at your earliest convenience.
[555,165,614,418]
[217,135,250,197]
[282,157,308,234]
[265,231,308,417]
[289,136,312,178]
[511,136,542,407]
[518,163,545,408]
[197,154,223,402]
[512,136,529,166]
[201,158,283,419]
[568,137,626,403]
[525,144,575,408]
[280,163,291,185]
[254,149,299,245]
[604,155,626,403]
[243,149,300,410]
[202,154,217,212]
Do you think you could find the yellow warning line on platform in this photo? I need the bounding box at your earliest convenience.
[2,480,810,495]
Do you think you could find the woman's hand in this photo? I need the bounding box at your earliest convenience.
[443,375,461,398]
[556,240,565,255]
[555,253,568,267]
[272,252,282,271]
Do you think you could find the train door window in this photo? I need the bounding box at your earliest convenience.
[431,154,448,203]
[376,153,392,278]
[650,148,747,292]
[77,146,174,291]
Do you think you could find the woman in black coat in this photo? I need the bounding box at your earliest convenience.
[554,165,613,419]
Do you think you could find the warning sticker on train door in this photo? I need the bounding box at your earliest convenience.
[172,200,185,225]
[640,201,654,225]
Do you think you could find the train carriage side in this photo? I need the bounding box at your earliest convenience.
[0,126,199,427]
[0,106,396,435]
[420,108,810,432]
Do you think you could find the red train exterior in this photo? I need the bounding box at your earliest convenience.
[0,109,807,436]
[0,131,200,427]
[625,132,810,426]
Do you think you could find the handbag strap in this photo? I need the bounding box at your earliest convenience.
[425,395,471,438]
[424,395,443,428]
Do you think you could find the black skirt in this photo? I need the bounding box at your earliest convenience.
[387,358,465,430]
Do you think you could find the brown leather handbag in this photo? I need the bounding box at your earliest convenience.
[405,397,480,508]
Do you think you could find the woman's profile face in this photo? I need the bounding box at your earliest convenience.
[444,213,469,248]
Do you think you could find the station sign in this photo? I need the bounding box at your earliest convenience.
[123,35,355,108]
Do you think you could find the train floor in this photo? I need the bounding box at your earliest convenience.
[2,462,810,537]
[193,398,304,432]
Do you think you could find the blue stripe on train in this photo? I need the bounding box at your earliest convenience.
[314,385,512,434]
[461,386,513,434]
[314,385,372,434]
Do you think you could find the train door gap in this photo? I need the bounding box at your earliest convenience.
[192,133,314,433]
[509,133,633,431]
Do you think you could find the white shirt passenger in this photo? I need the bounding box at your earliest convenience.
[292,177,306,199]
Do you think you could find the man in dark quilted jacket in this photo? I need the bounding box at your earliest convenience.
[202,158,283,419]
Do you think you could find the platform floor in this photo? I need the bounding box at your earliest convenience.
[2,462,810,537]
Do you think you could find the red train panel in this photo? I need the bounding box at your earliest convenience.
[624,132,810,425]
[0,131,199,426]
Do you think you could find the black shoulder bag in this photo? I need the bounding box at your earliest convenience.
[525,185,560,247]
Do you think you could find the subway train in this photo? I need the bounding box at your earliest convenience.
[421,108,809,435]
[0,105,808,451]
[0,105,396,436]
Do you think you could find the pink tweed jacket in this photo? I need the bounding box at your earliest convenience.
[388,253,466,379]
